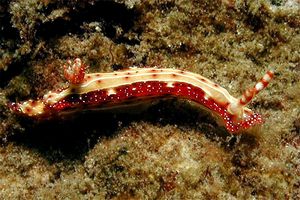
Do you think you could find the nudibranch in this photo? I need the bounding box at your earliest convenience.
[9,58,274,133]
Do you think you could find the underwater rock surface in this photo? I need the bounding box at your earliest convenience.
[0,0,299,199]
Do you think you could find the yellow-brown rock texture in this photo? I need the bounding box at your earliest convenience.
[0,0,299,199]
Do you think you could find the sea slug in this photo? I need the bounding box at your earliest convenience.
[9,58,274,133]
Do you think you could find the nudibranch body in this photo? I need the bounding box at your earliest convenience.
[9,58,274,133]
